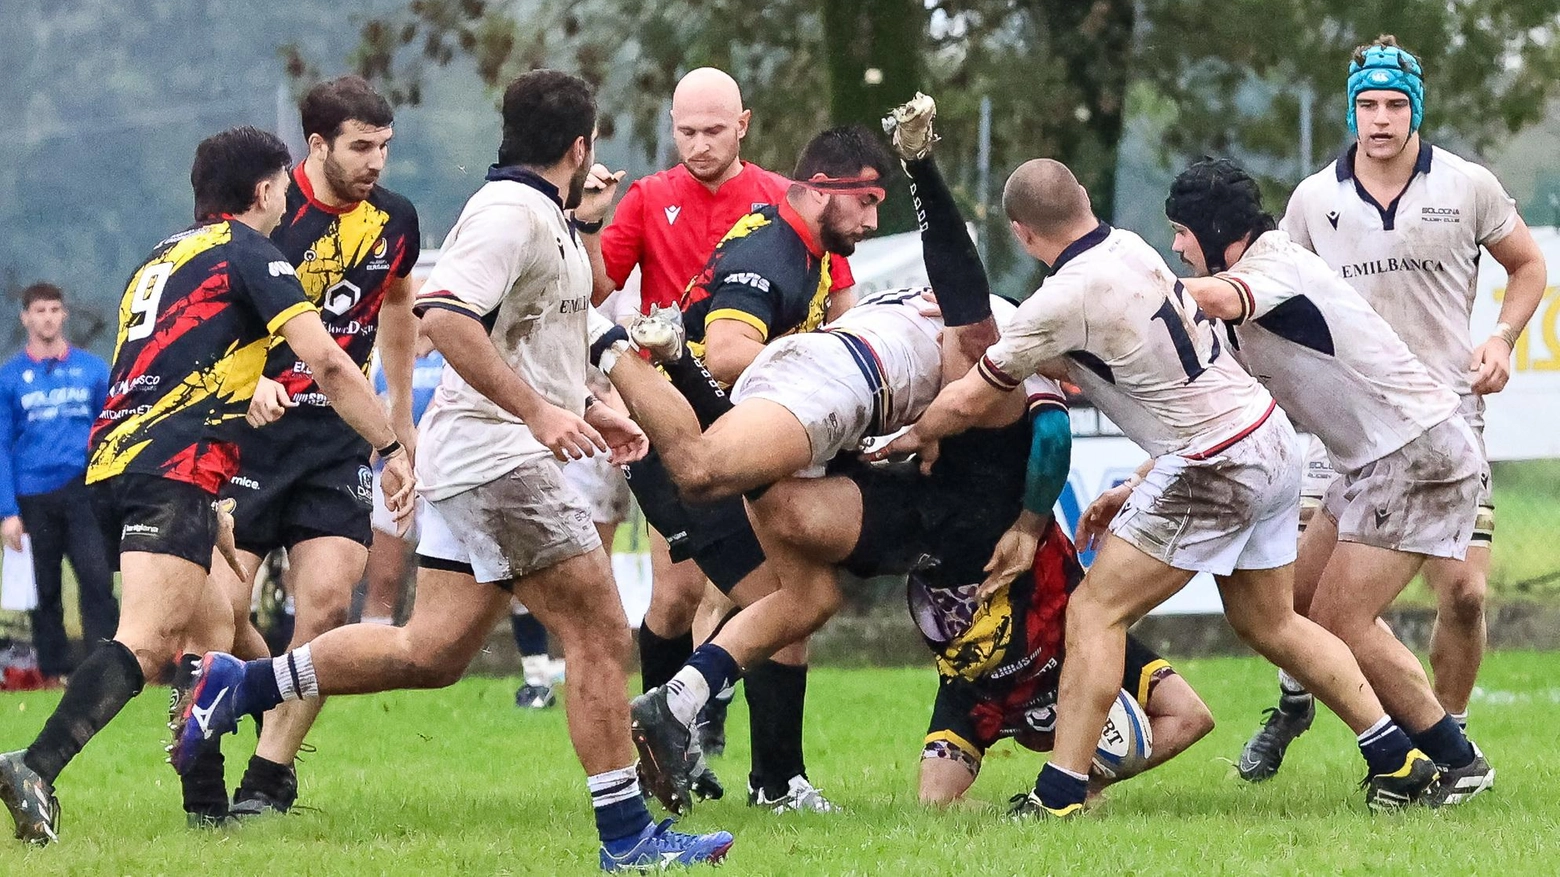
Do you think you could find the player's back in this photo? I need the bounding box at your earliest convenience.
[984,225,1274,458]
[1221,231,1458,471]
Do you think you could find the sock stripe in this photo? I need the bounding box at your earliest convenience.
[286,653,302,698]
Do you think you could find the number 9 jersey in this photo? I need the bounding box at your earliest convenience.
[87,219,317,494]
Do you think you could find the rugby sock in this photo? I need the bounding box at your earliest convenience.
[660,354,734,429]
[272,645,319,703]
[235,755,298,809]
[173,654,227,816]
[23,639,145,784]
[1450,711,1469,732]
[1357,716,1416,776]
[361,614,395,626]
[521,655,553,688]
[1409,714,1476,769]
[1277,669,1313,715]
[1033,762,1089,810]
[746,661,809,797]
[511,611,549,657]
[637,623,694,692]
[906,155,991,326]
[589,764,654,847]
[666,645,741,727]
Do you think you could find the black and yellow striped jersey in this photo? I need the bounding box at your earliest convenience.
[267,166,420,408]
[679,200,833,358]
[87,219,317,493]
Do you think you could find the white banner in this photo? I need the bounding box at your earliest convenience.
[1472,225,1560,460]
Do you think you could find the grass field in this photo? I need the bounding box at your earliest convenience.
[3,652,1559,875]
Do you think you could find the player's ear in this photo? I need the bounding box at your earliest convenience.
[736,109,751,139]
[307,132,329,161]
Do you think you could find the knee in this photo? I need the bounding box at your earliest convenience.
[403,648,468,689]
[557,614,633,670]
[294,599,352,642]
[1436,572,1487,624]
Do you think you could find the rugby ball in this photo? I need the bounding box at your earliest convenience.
[1092,689,1153,781]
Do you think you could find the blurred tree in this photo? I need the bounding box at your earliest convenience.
[341,0,1560,290]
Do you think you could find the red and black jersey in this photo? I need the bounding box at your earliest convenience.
[910,519,1085,746]
[679,201,835,360]
[87,220,317,493]
[266,165,419,408]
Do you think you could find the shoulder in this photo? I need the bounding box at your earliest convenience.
[710,209,798,276]
[1428,146,1506,192]
[75,349,110,372]
[1288,166,1339,205]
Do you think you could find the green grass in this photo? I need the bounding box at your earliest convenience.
[3,652,1559,875]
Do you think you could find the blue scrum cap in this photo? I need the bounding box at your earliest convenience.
[1348,43,1424,135]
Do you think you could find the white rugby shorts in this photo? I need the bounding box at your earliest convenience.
[1110,406,1301,576]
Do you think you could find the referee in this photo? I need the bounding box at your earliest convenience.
[0,283,117,683]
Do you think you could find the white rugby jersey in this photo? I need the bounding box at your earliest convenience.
[413,176,593,501]
[826,289,1065,434]
[981,224,1275,458]
[1282,143,1518,417]
[1218,230,1459,471]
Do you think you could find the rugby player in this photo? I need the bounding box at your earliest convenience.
[175,75,423,824]
[591,96,1051,809]
[589,121,890,812]
[0,125,411,845]
[1167,156,1493,804]
[878,157,1439,816]
[1238,35,1547,781]
[581,67,855,786]
[176,71,733,871]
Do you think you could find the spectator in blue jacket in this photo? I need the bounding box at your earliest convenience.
[0,283,118,680]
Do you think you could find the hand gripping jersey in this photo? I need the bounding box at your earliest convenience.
[88,220,316,493]
[1217,230,1459,471]
[600,161,852,311]
[268,166,420,408]
[1282,144,1519,420]
[981,223,1276,458]
[826,289,1067,435]
[679,200,836,357]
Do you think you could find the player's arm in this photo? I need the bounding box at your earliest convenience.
[879,282,1087,471]
[979,395,1071,595]
[1179,276,1251,322]
[376,273,420,456]
[701,318,768,385]
[575,164,629,305]
[0,388,22,550]
[1475,216,1546,394]
[277,313,397,451]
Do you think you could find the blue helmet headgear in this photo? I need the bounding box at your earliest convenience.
[1348,44,1424,135]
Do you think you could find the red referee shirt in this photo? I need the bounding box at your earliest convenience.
[600,161,855,311]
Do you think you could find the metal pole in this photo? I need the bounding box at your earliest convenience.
[1298,83,1315,176]
[977,94,992,262]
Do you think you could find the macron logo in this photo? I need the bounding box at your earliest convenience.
[664,205,682,226]
[1326,211,1340,230]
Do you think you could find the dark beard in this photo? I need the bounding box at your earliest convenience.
[564,162,589,209]
[818,201,858,256]
[323,153,374,203]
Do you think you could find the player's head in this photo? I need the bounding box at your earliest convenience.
[1002,159,1094,262]
[300,75,395,203]
[191,125,294,234]
[19,282,66,344]
[1165,157,1275,276]
[789,125,894,256]
[498,70,598,209]
[1348,34,1424,160]
[671,67,750,184]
